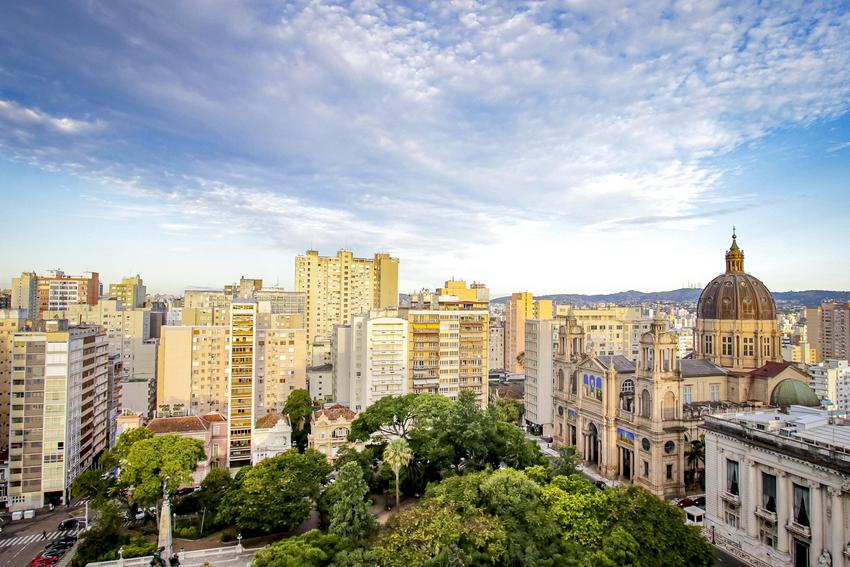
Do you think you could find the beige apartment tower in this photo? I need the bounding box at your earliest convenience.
[807,301,850,362]
[228,301,257,467]
[295,250,399,346]
[11,272,39,317]
[109,275,147,308]
[504,292,552,373]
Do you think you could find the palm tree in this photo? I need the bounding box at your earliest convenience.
[685,436,705,486]
[383,438,414,511]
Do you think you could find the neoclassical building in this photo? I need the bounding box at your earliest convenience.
[552,233,817,499]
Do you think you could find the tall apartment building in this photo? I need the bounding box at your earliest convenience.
[108,275,147,308]
[0,309,29,451]
[11,272,38,317]
[181,282,305,327]
[556,305,656,360]
[157,325,230,415]
[489,320,505,371]
[36,270,100,312]
[182,289,231,326]
[256,324,307,412]
[523,319,557,434]
[333,309,409,411]
[295,250,399,346]
[7,320,109,511]
[228,301,256,467]
[806,359,850,410]
[807,301,850,362]
[404,281,489,406]
[504,292,552,373]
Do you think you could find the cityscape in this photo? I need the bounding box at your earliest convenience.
[2,2,850,567]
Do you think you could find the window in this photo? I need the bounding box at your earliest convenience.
[726,459,739,496]
[643,460,649,477]
[794,539,810,567]
[666,464,673,480]
[683,385,692,405]
[710,384,720,402]
[558,369,565,392]
[760,523,777,549]
[725,503,740,529]
[570,372,577,395]
[722,336,733,356]
[762,472,777,513]
[743,337,754,357]
[762,337,771,357]
[641,389,651,418]
[793,484,810,527]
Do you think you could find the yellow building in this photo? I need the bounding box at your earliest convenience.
[403,281,489,407]
[228,300,257,467]
[108,274,147,308]
[157,325,230,416]
[0,309,29,450]
[308,404,362,462]
[504,292,552,373]
[556,304,654,360]
[295,249,399,346]
[10,272,38,317]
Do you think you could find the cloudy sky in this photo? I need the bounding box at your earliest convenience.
[1,1,849,296]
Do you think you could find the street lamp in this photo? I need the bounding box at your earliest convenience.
[236,532,243,553]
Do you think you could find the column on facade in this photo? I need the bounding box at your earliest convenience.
[809,481,823,567]
[746,458,759,538]
[777,471,789,553]
[829,487,844,567]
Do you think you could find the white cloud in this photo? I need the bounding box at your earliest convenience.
[0,99,102,134]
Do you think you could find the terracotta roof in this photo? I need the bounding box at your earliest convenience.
[747,361,797,378]
[201,412,227,423]
[313,403,356,422]
[147,416,208,434]
[256,411,290,429]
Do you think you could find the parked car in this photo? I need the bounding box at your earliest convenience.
[57,518,80,531]
[57,534,78,544]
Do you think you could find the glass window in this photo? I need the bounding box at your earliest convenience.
[762,472,777,513]
[793,484,810,527]
[683,385,692,405]
[727,459,739,496]
[705,335,713,354]
[666,464,673,480]
[722,336,733,356]
[710,384,720,402]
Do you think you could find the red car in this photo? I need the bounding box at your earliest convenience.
[30,557,58,567]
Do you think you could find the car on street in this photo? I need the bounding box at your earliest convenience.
[58,518,81,531]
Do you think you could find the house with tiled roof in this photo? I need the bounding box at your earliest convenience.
[145,412,227,483]
[252,411,293,464]
[308,404,362,461]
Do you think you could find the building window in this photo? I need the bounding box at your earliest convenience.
[710,384,720,402]
[794,539,810,567]
[722,336,733,356]
[793,483,810,527]
[558,369,565,392]
[743,337,754,357]
[666,464,673,480]
[643,460,649,477]
[725,503,740,529]
[704,335,713,355]
[570,372,577,395]
[726,459,739,496]
[683,385,692,405]
[759,523,777,549]
[762,472,777,512]
[762,337,771,357]
[641,389,651,418]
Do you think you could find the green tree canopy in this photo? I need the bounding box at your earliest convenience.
[551,445,580,477]
[218,449,331,533]
[329,461,376,543]
[283,389,314,451]
[120,434,206,506]
[251,530,352,567]
[491,397,525,425]
[383,438,413,510]
[348,393,453,442]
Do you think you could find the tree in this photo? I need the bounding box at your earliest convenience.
[496,421,546,469]
[284,389,314,452]
[70,468,115,508]
[551,445,580,477]
[120,434,206,507]
[349,393,453,442]
[329,461,376,543]
[492,397,524,425]
[218,449,331,533]
[686,435,706,486]
[383,438,413,511]
[251,530,352,567]
[102,427,154,469]
[197,467,232,534]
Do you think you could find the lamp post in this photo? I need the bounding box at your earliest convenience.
[117,546,124,567]
[236,532,243,553]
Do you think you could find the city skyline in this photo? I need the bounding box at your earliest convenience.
[2,2,850,294]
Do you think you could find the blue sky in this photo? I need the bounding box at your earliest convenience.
[1,1,849,296]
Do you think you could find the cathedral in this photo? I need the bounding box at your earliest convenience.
[551,232,818,499]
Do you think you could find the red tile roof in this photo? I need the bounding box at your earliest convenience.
[201,412,227,423]
[313,403,356,422]
[747,361,796,378]
[256,411,290,429]
[147,416,208,434]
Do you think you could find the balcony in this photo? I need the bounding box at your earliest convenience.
[754,506,777,523]
[720,491,740,506]
[785,521,811,540]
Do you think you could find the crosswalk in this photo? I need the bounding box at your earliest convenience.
[0,528,83,549]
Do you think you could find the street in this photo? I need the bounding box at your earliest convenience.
[0,502,88,567]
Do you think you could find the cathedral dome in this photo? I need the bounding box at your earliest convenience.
[697,231,776,321]
[770,379,820,408]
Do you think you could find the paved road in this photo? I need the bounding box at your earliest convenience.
[0,502,89,567]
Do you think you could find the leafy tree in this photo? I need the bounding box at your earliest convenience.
[70,468,115,508]
[492,397,524,425]
[496,421,546,469]
[523,465,550,485]
[197,467,232,533]
[440,389,500,472]
[349,393,453,441]
[329,461,376,543]
[103,427,154,469]
[551,445,580,477]
[334,446,377,489]
[368,500,506,567]
[218,449,331,533]
[283,389,314,451]
[120,434,206,507]
[686,435,706,486]
[251,530,353,567]
[542,475,611,548]
[383,438,413,510]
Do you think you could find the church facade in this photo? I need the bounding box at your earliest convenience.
[551,233,818,499]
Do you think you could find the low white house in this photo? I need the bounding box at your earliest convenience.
[252,411,293,464]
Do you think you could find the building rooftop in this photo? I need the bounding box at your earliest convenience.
[596,355,636,373]
[680,358,727,378]
[148,416,209,434]
[313,403,357,422]
[256,411,290,429]
[702,405,850,474]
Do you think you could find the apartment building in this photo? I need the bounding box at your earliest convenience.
[806,359,850,410]
[36,270,100,312]
[11,272,38,317]
[7,320,109,511]
[333,309,409,411]
[523,319,557,434]
[504,292,552,373]
[807,301,850,362]
[228,300,256,467]
[0,309,29,452]
[108,275,147,308]
[295,249,399,346]
[404,281,489,407]
[489,320,505,371]
[257,325,307,412]
[557,304,656,360]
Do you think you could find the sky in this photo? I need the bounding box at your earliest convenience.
[1,1,850,297]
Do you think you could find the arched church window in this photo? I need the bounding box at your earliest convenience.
[641,389,651,418]
[558,369,565,392]
[570,371,577,395]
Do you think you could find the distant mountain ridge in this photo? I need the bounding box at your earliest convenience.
[491,288,850,308]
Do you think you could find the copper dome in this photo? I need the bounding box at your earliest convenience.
[697,231,776,321]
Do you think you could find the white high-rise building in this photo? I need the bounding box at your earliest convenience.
[523,319,556,434]
[806,359,850,411]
